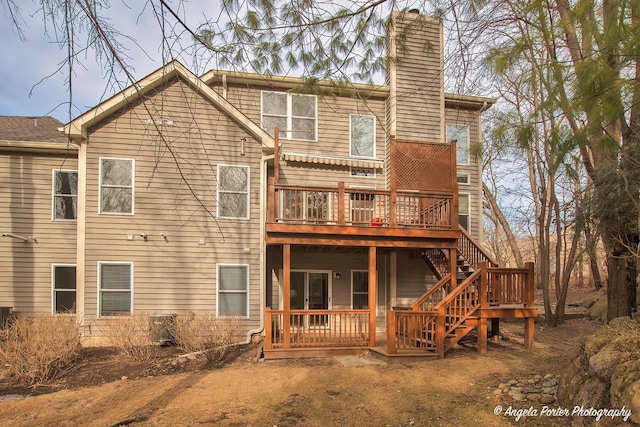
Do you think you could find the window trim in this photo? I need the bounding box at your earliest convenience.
[446,124,470,166]
[261,91,318,142]
[349,114,376,159]
[98,157,135,215]
[52,169,78,221]
[217,264,250,318]
[216,164,250,220]
[458,192,471,233]
[51,264,77,314]
[97,261,134,318]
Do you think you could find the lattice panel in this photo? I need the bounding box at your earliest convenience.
[395,141,453,192]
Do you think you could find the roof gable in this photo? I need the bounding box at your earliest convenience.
[0,116,67,143]
[63,61,274,149]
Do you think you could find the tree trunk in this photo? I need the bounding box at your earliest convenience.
[482,183,525,268]
[607,244,637,320]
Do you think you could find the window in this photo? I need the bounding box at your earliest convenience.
[217,165,250,219]
[52,265,76,313]
[218,264,249,317]
[98,262,133,317]
[350,115,376,158]
[53,170,78,220]
[457,173,470,185]
[351,270,369,309]
[261,91,317,141]
[446,124,470,165]
[99,158,134,214]
[459,193,470,232]
[350,167,375,178]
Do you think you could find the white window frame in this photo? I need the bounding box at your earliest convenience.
[261,91,317,141]
[51,264,77,314]
[458,192,471,233]
[217,264,250,318]
[446,124,470,166]
[52,170,78,221]
[99,157,135,215]
[217,164,250,220]
[349,115,376,159]
[457,173,470,185]
[97,261,134,318]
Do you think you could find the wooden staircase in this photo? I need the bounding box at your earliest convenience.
[383,229,537,359]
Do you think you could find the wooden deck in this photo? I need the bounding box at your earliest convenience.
[262,265,538,360]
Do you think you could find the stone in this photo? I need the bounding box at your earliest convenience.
[541,394,555,404]
[544,373,554,379]
[541,380,558,387]
[493,389,503,396]
[527,393,541,402]
[512,393,525,401]
[589,344,627,379]
[542,387,556,394]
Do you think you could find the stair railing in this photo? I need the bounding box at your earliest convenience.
[435,268,483,357]
[458,227,498,269]
[411,274,452,311]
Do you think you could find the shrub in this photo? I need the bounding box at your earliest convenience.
[170,313,241,363]
[0,314,81,386]
[105,313,157,362]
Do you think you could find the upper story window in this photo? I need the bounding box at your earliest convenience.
[217,165,250,219]
[99,158,134,214]
[446,124,470,165]
[350,115,376,158]
[52,170,78,220]
[261,91,317,141]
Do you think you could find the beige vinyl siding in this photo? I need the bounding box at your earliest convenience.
[211,82,387,189]
[388,12,444,142]
[80,77,262,331]
[446,107,483,239]
[394,251,437,307]
[0,152,77,313]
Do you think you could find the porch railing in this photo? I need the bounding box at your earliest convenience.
[265,308,370,349]
[268,179,454,230]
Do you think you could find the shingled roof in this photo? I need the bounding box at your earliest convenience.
[0,116,67,143]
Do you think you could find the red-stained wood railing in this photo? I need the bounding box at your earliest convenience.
[458,227,498,269]
[411,274,452,312]
[265,309,370,349]
[269,180,454,230]
[487,263,535,307]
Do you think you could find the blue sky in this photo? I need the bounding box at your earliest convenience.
[0,1,216,123]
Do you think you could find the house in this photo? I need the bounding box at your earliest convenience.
[0,10,537,359]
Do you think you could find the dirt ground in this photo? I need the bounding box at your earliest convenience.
[0,288,605,427]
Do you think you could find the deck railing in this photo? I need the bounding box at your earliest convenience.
[265,309,370,349]
[411,274,452,312]
[268,179,454,230]
[487,267,534,306]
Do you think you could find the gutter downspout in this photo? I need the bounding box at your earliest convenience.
[240,152,274,345]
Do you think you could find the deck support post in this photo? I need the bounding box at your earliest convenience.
[369,246,377,347]
[450,247,458,290]
[387,310,397,354]
[477,317,487,354]
[283,244,291,349]
[264,308,273,350]
[524,318,535,349]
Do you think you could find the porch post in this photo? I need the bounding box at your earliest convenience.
[449,247,458,291]
[283,244,291,349]
[368,246,377,347]
[478,261,489,354]
[389,136,397,227]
